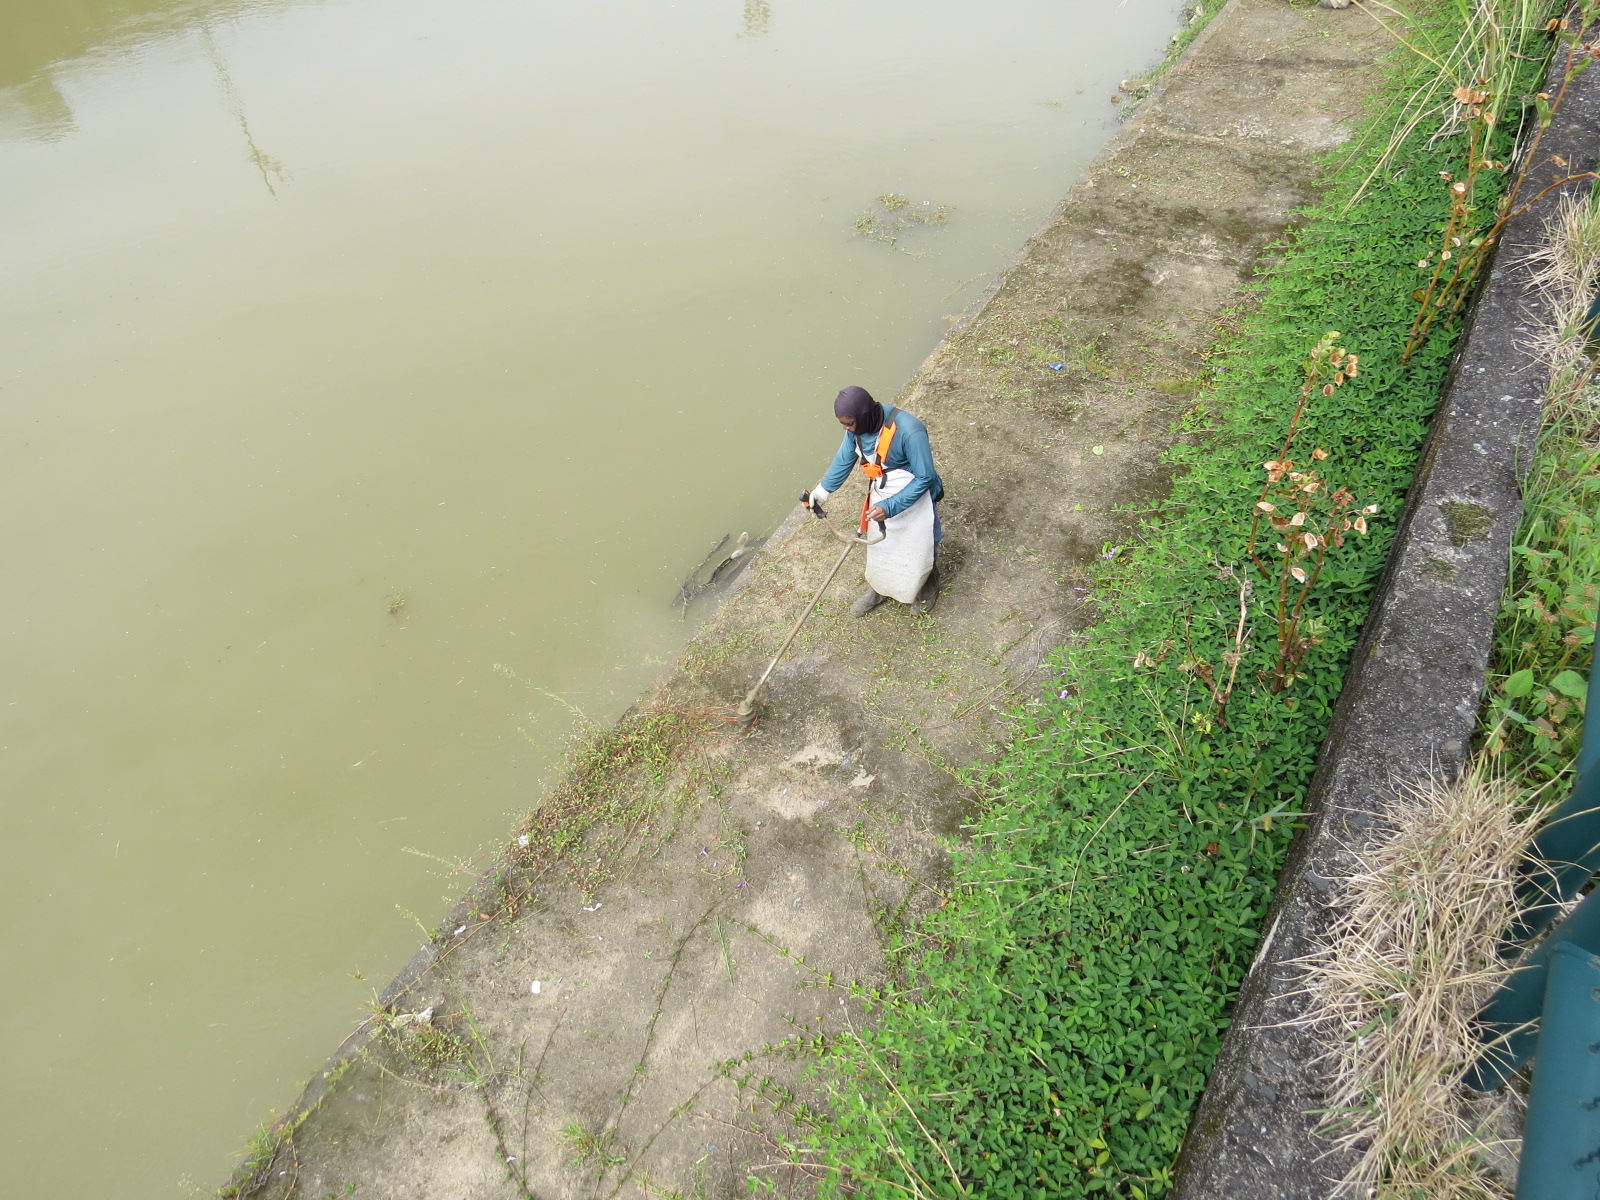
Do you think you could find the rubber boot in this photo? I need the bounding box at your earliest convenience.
[912,562,941,616]
[850,588,885,618]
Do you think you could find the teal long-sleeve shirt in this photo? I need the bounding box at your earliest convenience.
[818,406,944,519]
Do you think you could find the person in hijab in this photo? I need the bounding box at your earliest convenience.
[804,385,944,616]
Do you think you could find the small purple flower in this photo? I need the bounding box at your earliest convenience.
[1059,689,1072,699]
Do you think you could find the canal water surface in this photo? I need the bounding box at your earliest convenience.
[0,0,1187,1193]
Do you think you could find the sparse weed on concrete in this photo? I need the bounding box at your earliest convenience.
[561,1119,628,1175]
[499,692,725,900]
[369,1002,493,1091]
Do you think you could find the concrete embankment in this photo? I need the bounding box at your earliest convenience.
[226,3,1394,1196]
[1171,23,1600,1200]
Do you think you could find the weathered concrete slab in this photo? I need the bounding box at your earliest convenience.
[223,3,1397,1196]
[1170,25,1600,1200]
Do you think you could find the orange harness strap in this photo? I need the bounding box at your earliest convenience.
[855,421,897,533]
[857,421,897,482]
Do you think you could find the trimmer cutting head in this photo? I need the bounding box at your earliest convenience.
[730,519,858,733]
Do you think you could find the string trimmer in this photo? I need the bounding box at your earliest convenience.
[733,493,884,727]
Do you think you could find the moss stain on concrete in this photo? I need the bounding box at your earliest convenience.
[1422,555,1463,584]
[1439,499,1497,547]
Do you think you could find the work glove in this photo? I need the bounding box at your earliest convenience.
[805,485,831,509]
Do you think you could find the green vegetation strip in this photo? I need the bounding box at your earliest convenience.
[1481,359,1600,788]
[816,12,1551,1200]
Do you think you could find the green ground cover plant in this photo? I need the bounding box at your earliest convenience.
[1482,434,1599,779]
[815,6,1559,1197]
[1482,187,1600,785]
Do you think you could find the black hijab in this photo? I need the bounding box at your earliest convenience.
[833,385,884,435]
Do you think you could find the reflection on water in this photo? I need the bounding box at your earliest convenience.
[0,0,1184,1194]
[202,22,291,197]
[0,73,75,140]
[0,1,246,94]
[0,0,288,139]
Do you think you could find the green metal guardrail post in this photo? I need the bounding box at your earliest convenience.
[1470,886,1600,1090]
[1515,941,1600,1199]
[1469,650,1598,1089]
[1505,651,1600,945]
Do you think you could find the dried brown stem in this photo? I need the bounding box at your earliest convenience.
[1404,20,1600,361]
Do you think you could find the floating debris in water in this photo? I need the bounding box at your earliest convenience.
[675,531,764,606]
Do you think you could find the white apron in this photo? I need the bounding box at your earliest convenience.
[863,467,936,604]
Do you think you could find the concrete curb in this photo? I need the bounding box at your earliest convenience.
[1169,28,1600,1200]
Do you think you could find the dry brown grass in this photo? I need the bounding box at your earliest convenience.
[1296,770,1544,1199]
[1521,190,1600,418]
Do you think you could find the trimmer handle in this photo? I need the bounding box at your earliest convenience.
[801,491,828,520]
[855,517,887,544]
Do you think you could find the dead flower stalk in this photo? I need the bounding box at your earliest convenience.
[1245,333,1377,693]
[1403,6,1600,362]
[1180,565,1252,727]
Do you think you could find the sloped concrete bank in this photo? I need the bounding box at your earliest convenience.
[224,4,1395,1196]
[1169,28,1600,1200]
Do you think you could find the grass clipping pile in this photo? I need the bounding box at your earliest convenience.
[1296,773,1534,1198]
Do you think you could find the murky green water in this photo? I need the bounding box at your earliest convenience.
[0,0,1185,1192]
